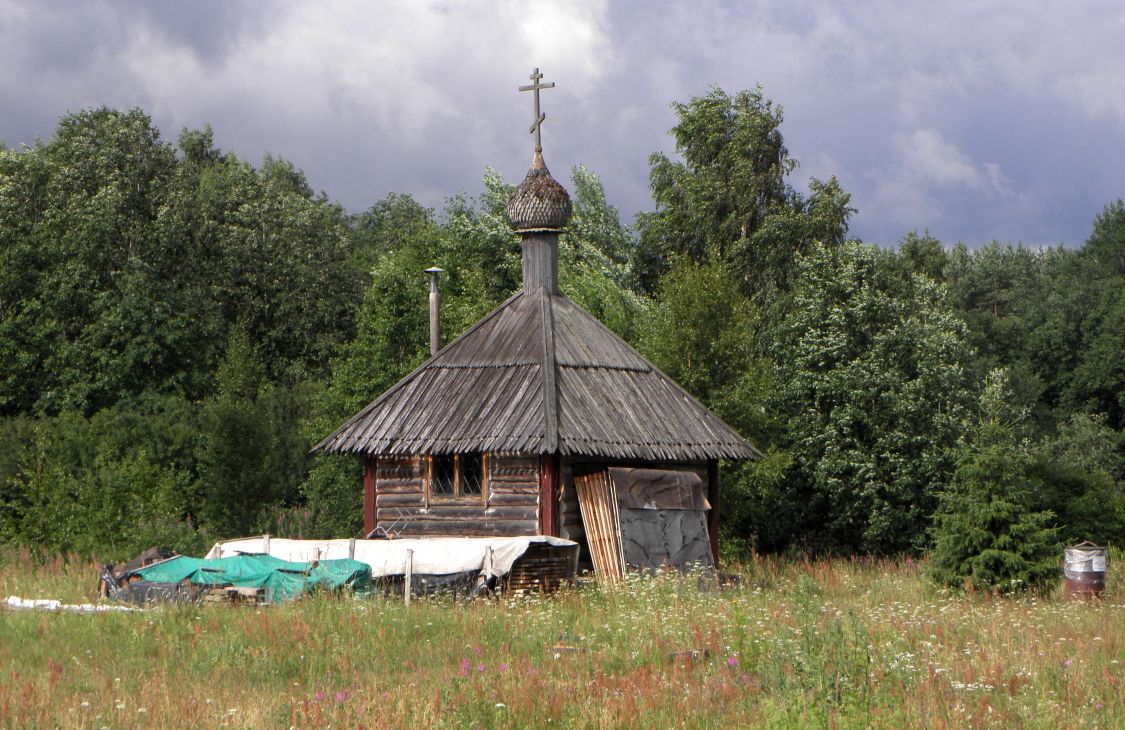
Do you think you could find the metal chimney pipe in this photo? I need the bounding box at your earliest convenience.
[425,267,443,356]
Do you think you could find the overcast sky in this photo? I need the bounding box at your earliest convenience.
[2,1,1123,248]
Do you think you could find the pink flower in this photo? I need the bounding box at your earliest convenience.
[335,690,347,702]
[727,656,739,669]
[315,691,325,702]
[498,663,509,672]
[460,659,472,677]
[477,663,486,673]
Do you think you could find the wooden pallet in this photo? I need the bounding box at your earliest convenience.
[201,586,264,606]
[504,543,577,595]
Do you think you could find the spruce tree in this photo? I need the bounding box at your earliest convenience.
[930,371,1060,593]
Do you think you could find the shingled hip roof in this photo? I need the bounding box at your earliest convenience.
[315,288,759,462]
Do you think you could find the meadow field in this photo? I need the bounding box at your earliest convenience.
[1,550,1121,729]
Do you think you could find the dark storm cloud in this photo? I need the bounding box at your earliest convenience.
[2,1,1123,248]
[130,1,276,66]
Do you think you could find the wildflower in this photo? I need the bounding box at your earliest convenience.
[498,663,509,672]
[315,691,325,702]
[477,663,486,673]
[727,656,739,669]
[495,703,507,709]
[336,690,347,702]
[460,659,472,677]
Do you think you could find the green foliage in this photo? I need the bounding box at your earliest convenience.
[930,372,1061,593]
[1028,413,1125,546]
[0,109,361,416]
[559,165,646,341]
[637,257,789,554]
[4,99,1123,560]
[1062,205,1125,427]
[636,85,853,298]
[639,256,768,438]
[776,241,974,554]
[196,328,308,539]
[898,230,948,282]
[0,401,209,560]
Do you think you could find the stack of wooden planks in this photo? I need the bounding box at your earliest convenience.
[574,472,625,581]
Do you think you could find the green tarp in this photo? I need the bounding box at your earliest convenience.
[133,553,372,603]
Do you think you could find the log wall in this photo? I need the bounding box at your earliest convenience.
[374,453,540,538]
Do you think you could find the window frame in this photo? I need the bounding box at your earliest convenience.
[425,452,488,504]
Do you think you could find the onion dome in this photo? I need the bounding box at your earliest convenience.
[507,150,572,231]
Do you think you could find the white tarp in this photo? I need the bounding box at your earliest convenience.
[5,595,138,613]
[204,535,577,580]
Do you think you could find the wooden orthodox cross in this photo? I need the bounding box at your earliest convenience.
[519,67,555,152]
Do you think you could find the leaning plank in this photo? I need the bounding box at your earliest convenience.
[574,471,624,581]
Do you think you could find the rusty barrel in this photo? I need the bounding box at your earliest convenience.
[1063,542,1106,599]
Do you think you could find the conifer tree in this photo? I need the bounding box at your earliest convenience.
[930,371,1060,593]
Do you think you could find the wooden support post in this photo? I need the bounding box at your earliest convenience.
[263,534,271,555]
[404,548,414,607]
[364,456,378,537]
[707,459,720,566]
[539,454,559,536]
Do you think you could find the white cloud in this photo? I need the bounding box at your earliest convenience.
[870,128,1014,225]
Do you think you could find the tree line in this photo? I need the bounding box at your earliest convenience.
[1,90,1121,591]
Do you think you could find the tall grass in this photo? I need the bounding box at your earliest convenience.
[1,550,1121,728]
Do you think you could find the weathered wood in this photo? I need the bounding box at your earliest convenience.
[487,492,539,507]
[539,453,558,536]
[378,504,538,520]
[488,475,540,488]
[404,548,413,607]
[313,288,758,461]
[376,478,424,491]
[574,471,625,581]
[377,458,421,479]
[487,480,538,494]
[364,456,377,537]
[505,543,577,595]
[376,493,425,507]
[394,521,538,538]
[491,454,539,472]
[707,459,719,565]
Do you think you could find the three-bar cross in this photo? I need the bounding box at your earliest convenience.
[519,67,555,152]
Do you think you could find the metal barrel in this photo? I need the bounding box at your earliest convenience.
[1063,542,1107,599]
